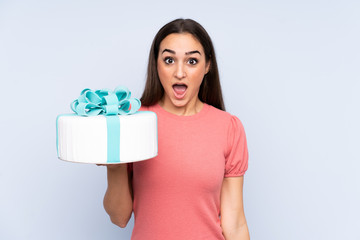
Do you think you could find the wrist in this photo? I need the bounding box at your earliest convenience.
[106,163,128,171]
[106,164,129,187]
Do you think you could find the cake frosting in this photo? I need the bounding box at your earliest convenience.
[56,86,158,164]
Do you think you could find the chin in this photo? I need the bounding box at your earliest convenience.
[170,98,189,108]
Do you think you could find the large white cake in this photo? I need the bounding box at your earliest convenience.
[56,111,158,164]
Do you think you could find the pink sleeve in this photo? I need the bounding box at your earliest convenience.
[224,115,249,177]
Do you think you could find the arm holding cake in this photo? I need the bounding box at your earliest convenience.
[103,164,133,228]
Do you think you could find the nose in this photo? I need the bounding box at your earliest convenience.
[175,63,186,79]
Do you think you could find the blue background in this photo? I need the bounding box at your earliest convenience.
[0,0,359,239]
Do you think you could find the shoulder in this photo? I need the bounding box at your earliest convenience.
[206,104,242,126]
[206,104,230,118]
[206,104,246,146]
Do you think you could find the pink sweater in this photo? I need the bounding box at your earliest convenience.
[129,103,248,240]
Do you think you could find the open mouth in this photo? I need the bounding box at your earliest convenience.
[172,84,187,99]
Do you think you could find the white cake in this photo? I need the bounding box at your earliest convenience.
[56,111,158,164]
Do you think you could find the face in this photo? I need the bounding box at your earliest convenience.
[157,33,210,110]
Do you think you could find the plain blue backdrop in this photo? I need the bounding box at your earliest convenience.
[0,0,359,239]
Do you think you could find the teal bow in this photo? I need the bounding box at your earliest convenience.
[71,86,141,116]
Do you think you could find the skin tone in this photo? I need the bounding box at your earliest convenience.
[157,33,210,116]
[221,177,250,239]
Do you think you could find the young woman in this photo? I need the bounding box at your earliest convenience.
[103,18,250,240]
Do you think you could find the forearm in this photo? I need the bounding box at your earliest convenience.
[103,164,133,228]
[222,222,250,240]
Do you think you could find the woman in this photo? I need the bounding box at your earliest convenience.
[103,18,249,240]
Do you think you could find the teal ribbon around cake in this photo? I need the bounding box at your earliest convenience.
[70,86,141,163]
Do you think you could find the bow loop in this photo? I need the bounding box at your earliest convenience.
[71,86,141,116]
[114,86,130,101]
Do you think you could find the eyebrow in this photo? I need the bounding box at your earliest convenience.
[185,50,201,55]
[162,49,201,55]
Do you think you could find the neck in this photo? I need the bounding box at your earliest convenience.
[159,97,204,116]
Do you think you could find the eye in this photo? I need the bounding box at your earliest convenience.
[187,58,198,65]
[164,57,174,64]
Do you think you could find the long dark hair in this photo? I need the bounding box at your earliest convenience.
[140,18,225,111]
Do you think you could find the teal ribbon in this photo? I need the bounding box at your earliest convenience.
[69,86,141,163]
[106,115,121,163]
[71,86,141,116]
